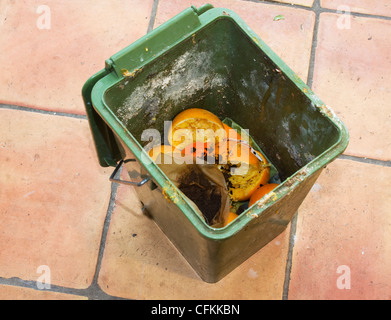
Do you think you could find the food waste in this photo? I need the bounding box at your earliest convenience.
[149,108,279,228]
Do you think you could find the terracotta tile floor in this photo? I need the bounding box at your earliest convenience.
[1,0,390,300]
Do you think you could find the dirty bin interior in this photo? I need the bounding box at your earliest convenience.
[83,4,349,283]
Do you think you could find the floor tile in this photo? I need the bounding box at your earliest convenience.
[0,109,111,289]
[288,159,391,299]
[0,0,153,114]
[98,170,290,299]
[155,0,315,81]
[321,0,391,17]
[312,13,391,161]
[0,284,87,300]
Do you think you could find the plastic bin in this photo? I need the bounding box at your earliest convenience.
[82,4,349,283]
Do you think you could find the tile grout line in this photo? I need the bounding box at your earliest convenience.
[88,172,123,299]
[0,103,87,120]
[282,213,298,300]
[0,276,86,297]
[282,0,321,300]
[338,154,391,167]
[306,0,321,89]
[320,6,391,21]
[0,276,125,300]
[147,0,159,33]
[241,0,391,21]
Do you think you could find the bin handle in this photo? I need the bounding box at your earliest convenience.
[109,159,150,187]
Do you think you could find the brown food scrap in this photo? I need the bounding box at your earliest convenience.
[178,166,221,225]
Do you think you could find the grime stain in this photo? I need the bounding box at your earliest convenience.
[162,183,181,204]
[116,41,226,126]
[121,68,143,78]
[319,104,334,118]
[162,187,171,203]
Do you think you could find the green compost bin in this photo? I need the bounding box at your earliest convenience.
[82,4,349,283]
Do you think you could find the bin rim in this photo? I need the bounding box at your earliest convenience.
[85,5,349,240]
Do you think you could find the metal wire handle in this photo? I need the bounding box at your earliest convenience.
[109,159,150,187]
